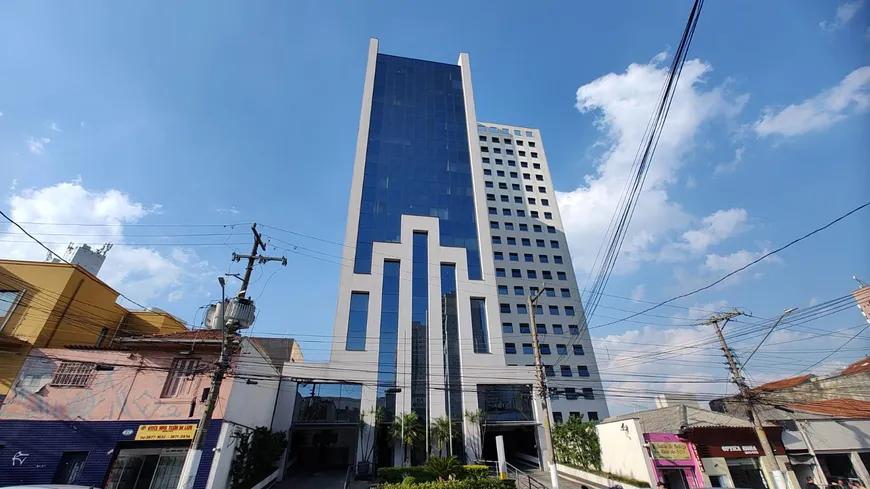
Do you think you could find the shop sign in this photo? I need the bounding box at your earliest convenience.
[135,423,197,441]
[651,442,691,461]
[706,444,763,457]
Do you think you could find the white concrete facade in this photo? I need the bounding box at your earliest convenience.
[282,38,608,468]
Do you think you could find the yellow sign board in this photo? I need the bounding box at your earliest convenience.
[135,424,197,441]
[650,442,691,461]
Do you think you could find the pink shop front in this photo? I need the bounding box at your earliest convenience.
[645,433,703,489]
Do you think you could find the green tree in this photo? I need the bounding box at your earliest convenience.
[464,409,487,462]
[358,406,384,465]
[551,414,601,470]
[229,427,289,489]
[390,411,424,466]
[430,416,458,456]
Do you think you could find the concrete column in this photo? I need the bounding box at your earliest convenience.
[851,451,870,487]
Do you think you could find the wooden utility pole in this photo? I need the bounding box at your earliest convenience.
[703,311,788,489]
[529,288,560,489]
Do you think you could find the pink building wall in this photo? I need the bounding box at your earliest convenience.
[644,432,702,489]
[0,348,232,422]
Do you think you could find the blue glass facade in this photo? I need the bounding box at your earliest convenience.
[440,264,463,429]
[346,292,369,351]
[470,298,489,353]
[411,232,429,422]
[354,54,481,280]
[377,261,401,415]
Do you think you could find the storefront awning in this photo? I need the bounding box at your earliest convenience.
[788,454,816,466]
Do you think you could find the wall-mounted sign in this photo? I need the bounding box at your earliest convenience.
[722,445,759,455]
[651,442,692,461]
[705,444,763,458]
[135,424,197,441]
[122,429,134,436]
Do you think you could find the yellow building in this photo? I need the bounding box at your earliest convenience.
[0,259,187,399]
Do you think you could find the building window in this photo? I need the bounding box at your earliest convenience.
[495,159,503,165]
[565,306,576,316]
[573,345,585,355]
[511,269,522,278]
[478,125,486,132]
[553,412,563,423]
[514,196,523,204]
[557,271,567,281]
[503,323,514,333]
[531,152,538,158]
[494,251,503,260]
[505,343,517,354]
[537,324,547,334]
[514,130,522,136]
[516,210,526,217]
[489,127,498,133]
[517,304,528,314]
[545,287,556,297]
[552,324,564,334]
[496,268,506,277]
[588,411,600,422]
[525,185,533,191]
[527,270,537,279]
[519,224,528,231]
[522,238,531,247]
[540,344,551,355]
[346,292,369,351]
[533,225,542,233]
[489,207,497,215]
[517,140,524,146]
[498,285,509,295]
[523,173,531,180]
[490,221,499,230]
[492,236,502,244]
[506,149,514,156]
[96,327,109,347]
[502,208,511,216]
[481,146,489,152]
[570,411,582,419]
[492,137,500,143]
[497,170,505,177]
[544,212,552,219]
[494,148,502,154]
[483,157,491,164]
[521,161,528,168]
[520,323,531,333]
[512,183,521,190]
[539,255,549,263]
[484,169,492,176]
[509,252,519,261]
[0,290,20,319]
[554,255,563,264]
[582,387,594,399]
[470,298,489,353]
[549,305,560,315]
[561,288,571,298]
[161,359,200,397]
[504,139,512,145]
[519,151,526,157]
[561,365,572,377]
[539,186,547,193]
[569,324,580,335]
[524,253,534,262]
[485,181,493,188]
[502,128,509,134]
[542,270,553,280]
[536,239,546,248]
[499,182,507,189]
[529,286,539,297]
[557,344,568,355]
[514,286,524,296]
[51,362,96,388]
[508,160,516,166]
[578,366,590,377]
[501,195,509,202]
[507,237,516,245]
[522,343,534,354]
[565,388,578,400]
[500,303,511,313]
[505,223,514,230]
[533,163,541,169]
[530,210,539,219]
[548,226,557,234]
[545,365,555,377]
[541,199,549,206]
[487,193,495,201]
[526,131,533,137]
[550,241,560,248]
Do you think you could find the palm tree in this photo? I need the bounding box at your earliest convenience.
[464,409,487,462]
[430,416,457,456]
[390,411,423,466]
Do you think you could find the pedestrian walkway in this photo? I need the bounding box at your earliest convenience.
[272,469,348,489]
[513,459,589,489]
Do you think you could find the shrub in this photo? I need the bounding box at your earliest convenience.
[379,479,513,489]
[403,476,417,485]
[425,456,463,481]
[378,467,435,484]
[462,465,489,480]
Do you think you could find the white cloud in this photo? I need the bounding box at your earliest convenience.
[820,0,864,30]
[216,207,241,215]
[685,176,697,189]
[557,54,749,277]
[702,248,781,274]
[681,208,749,253]
[630,284,646,301]
[27,136,51,154]
[714,147,744,175]
[0,181,214,305]
[755,66,870,137]
[49,122,62,133]
[808,297,819,307]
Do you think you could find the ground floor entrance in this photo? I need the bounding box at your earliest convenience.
[482,424,540,466]
[657,467,697,489]
[104,443,188,489]
[290,425,358,472]
[726,458,767,489]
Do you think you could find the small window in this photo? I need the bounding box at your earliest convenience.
[519,151,526,157]
[526,131,533,137]
[522,343,534,354]
[505,222,514,230]
[533,225,543,233]
[541,199,550,206]
[509,252,519,261]
[478,125,487,132]
[565,388,578,400]
[536,239,545,248]
[495,159,503,165]
[501,195,509,202]
[506,149,514,156]
[529,141,536,148]
[494,251,503,260]
[481,146,489,153]
[582,388,595,399]
[519,223,528,231]
[523,173,531,180]
[520,323,531,333]
[544,212,552,219]
[530,211,539,218]
[545,288,556,297]
[561,365,573,377]
[521,161,528,168]
[492,236,502,244]
[553,412,563,423]
[508,160,516,166]
[492,137,500,143]
[490,221,499,230]
[512,183,521,191]
[537,324,547,334]
[525,185,533,191]
[502,208,511,216]
[514,129,522,135]
[539,186,547,193]
[505,139,512,145]
[565,306,576,316]
[527,270,537,279]
[557,344,568,355]
[51,362,96,388]
[161,358,200,397]
[536,175,544,182]
[529,286,539,296]
[547,226,556,234]
[488,207,497,215]
[533,163,541,170]
[500,303,511,313]
[497,170,505,177]
[495,268,506,277]
[588,411,600,422]
[514,196,523,203]
[485,181,494,188]
[554,255,563,264]
[517,140,524,146]
[505,343,517,354]
[510,171,518,179]
[539,255,549,263]
[524,253,534,262]
[534,304,544,315]
[517,304,528,314]
[542,271,552,281]
[484,169,492,176]
[487,193,495,201]
[503,323,514,333]
[570,411,582,418]
[573,345,585,355]
[545,365,555,377]
[528,198,536,205]
[493,148,502,154]
[531,152,538,158]
[557,271,567,281]
[479,135,487,142]
[483,157,490,164]
[511,269,522,278]
[507,237,516,245]
[502,128,509,134]
[552,325,564,334]
[561,288,571,298]
[514,286,524,296]
[517,210,527,218]
[549,305,560,315]
[540,344,551,354]
[499,182,507,189]
[569,324,580,335]
[578,366,590,377]
[522,238,531,247]
[550,241,560,248]
[498,285,509,295]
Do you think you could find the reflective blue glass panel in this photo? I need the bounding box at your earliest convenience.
[377,261,401,416]
[411,233,429,422]
[346,292,369,351]
[440,264,463,449]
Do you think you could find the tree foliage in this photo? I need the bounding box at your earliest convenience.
[359,406,385,463]
[424,455,464,481]
[464,409,487,462]
[430,416,459,456]
[229,427,289,489]
[551,414,601,470]
[390,411,424,466]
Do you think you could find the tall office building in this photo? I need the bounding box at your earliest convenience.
[283,39,608,470]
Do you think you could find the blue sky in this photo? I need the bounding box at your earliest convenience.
[1,1,868,412]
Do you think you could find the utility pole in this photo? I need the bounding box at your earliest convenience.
[703,311,788,489]
[529,288,560,489]
[177,223,286,489]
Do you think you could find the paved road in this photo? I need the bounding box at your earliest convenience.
[273,470,349,489]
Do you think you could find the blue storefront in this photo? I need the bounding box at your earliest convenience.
[0,419,221,489]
